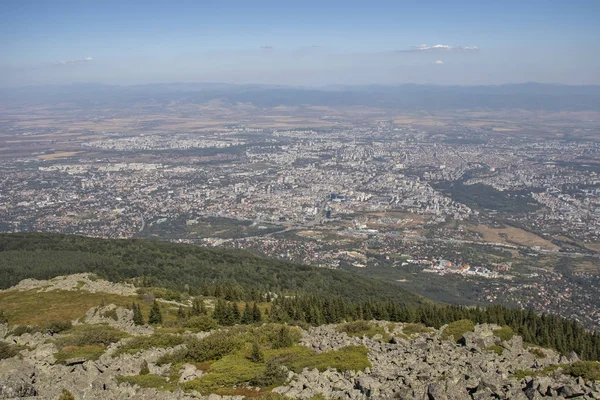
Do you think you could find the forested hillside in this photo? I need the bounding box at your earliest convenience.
[0,233,425,306]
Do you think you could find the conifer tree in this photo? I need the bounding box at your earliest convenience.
[148,300,163,325]
[252,302,262,323]
[241,302,252,324]
[177,305,186,320]
[232,302,241,323]
[132,302,144,325]
[249,341,264,363]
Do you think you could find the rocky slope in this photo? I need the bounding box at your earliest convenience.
[0,275,599,399]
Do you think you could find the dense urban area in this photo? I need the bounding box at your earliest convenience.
[1,92,599,331]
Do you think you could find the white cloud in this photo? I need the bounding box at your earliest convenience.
[260,46,274,50]
[400,44,479,53]
[434,60,444,65]
[54,57,93,66]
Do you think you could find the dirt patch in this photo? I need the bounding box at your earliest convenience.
[469,224,559,251]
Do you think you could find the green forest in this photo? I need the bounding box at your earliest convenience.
[0,233,424,305]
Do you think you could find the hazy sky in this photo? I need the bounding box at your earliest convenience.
[1,0,599,87]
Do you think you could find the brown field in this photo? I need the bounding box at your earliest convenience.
[584,243,600,253]
[469,224,559,251]
[37,151,81,160]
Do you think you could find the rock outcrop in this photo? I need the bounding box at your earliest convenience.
[1,315,599,399]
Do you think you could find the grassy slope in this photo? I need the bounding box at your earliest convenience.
[0,233,426,306]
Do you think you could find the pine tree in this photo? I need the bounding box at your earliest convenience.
[249,341,264,363]
[241,302,252,324]
[140,360,150,375]
[177,305,186,320]
[232,302,241,323]
[148,300,163,325]
[252,303,262,323]
[132,302,144,325]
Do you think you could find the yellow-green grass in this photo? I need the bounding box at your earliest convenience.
[0,289,180,327]
[54,345,106,363]
[336,321,391,342]
[117,374,178,391]
[113,333,185,357]
[184,345,371,394]
[401,323,435,336]
[441,319,475,342]
[266,345,371,373]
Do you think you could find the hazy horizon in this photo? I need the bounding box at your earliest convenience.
[2,0,599,87]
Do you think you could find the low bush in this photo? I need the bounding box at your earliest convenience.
[187,332,240,362]
[565,361,600,381]
[0,341,19,360]
[47,320,72,334]
[101,309,118,321]
[117,374,176,390]
[58,389,75,400]
[493,326,515,342]
[9,325,43,336]
[483,345,504,356]
[184,354,263,393]
[529,347,546,358]
[184,315,218,331]
[269,345,371,373]
[402,323,434,336]
[54,345,105,363]
[441,319,475,342]
[337,321,389,341]
[56,325,128,347]
[114,333,185,356]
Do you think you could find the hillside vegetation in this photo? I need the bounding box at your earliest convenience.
[0,233,424,306]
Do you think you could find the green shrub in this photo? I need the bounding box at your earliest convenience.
[337,320,372,335]
[402,323,434,336]
[47,320,72,334]
[270,345,371,373]
[251,358,287,386]
[512,364,562,380]
[483,345,504,356]
[0,309,7,324]
[0,341,19,360]
[140,360,150,375]
[9,325,43,336]
[114,333,184,356]
[529,347,546,358]
[186,332,240,362]
[248,323,302,348]
[58,389,75,400]
[565,361,600,381]
[336,321,389,341]
[56,325,127,347]
[156,347,188,366]
[184,315,218,331]
[101,308,118,321]
[441,319,475,342]
[271,326,297,349]
[493,326,515,342]
[184,354,264,393]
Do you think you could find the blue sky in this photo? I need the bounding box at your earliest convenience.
[1,0,599,86]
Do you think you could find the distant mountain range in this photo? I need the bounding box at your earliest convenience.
[2,82,600,111]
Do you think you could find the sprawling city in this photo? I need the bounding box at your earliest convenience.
[2,90,599,331]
